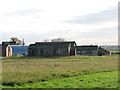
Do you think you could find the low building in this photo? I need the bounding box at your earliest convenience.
[28,41,111,56]
[98,46,111,56]
[2,40,111,57]
[28,41,77,56]
[2,44,12,57]
[2,40,21,57]
[2,44,28,57]
[75,45,98,56]
[2,38,26,57]
[10,45,29,55]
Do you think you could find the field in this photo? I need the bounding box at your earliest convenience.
[2,54,118,88]
[111,51,120,54]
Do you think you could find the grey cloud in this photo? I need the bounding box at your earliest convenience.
[0,32,46,44]
[0,30,76,44]
[3,9,41,16]
[71,27,117,39]
[65,7,117,24]
[0,26,117,45]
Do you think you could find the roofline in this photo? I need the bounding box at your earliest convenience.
[75,45,98,47]
[10,45,28,46]
[35,41,76,44]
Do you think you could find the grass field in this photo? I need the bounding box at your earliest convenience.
[111,51,120,54]
[3,71,118,88]
[2,54,118,88]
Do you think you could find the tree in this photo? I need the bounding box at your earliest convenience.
[10,37,23,45]
[43,39,50,42]
[51,38,66,42]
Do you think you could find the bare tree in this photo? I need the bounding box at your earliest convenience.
[10,37,23,45]
[43,39,50,42]
[51,38,66,42]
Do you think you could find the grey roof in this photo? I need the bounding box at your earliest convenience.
[35,41,76,45]
[98,47,111,52]
[75,45,98,50]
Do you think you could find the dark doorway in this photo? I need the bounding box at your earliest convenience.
[41,49,43,56]
[70,49,75,56]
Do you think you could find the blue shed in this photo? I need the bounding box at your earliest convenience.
[10,45,29,55]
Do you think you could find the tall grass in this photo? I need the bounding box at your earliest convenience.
[3,71,118,88]
[2,55,118,86]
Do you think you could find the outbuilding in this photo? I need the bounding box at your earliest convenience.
[28,41,111,56]
[10,45,29,55]
[28,41,77,56]
[2,44,28,57]
[75,45,98,56]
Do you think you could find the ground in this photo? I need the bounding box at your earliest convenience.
[2,54,118,88]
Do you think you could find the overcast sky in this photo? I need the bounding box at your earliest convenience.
[0,0,118,45]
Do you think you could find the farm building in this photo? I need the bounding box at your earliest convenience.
[2,37,27,57]
[10,45,28,55]
[2,44,11,57]
[75,45,98,56]
[28,41,77,56]
[2,45,28,57]
[28,41,111,56]
[1,38,111,57]
[98,46,111,56]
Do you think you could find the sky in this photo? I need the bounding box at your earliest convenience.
[0,0,119,45]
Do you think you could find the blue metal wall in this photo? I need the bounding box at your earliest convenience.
[10,45,28,55]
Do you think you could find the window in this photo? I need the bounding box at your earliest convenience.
[77,51,81,55]
[56,50,60,53]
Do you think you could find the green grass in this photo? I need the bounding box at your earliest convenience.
[111,51,120,54]
[3,71,118,88]
[2,54,118,88]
